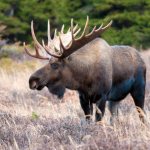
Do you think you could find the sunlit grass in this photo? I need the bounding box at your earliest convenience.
[0,50,150,149]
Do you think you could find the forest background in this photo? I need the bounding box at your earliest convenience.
[0,0,150,49]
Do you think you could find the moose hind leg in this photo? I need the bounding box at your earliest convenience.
[79,93,93,120]
[130,70,146,122]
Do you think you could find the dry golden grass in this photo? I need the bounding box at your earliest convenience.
[0,50,150,150]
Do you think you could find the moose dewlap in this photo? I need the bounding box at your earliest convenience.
[24,16,146,122]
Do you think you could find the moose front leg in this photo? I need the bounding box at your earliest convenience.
[79,92,93,120]
[95,95,107,122]
[108,101,119,125]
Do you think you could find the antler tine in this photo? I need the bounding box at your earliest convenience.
[73,24,78,32]
[34,44,42,56]
[58,33,65,55]
[54,29,58,38]
[59,32,66,51]
[66,24,78,34]
[101,20,113,31]
[47,20,52,46]
[41,39,61,58]
[67,27,70,33]
[61,24,64,34]
[79,16,89,38]
[74,28,81,37]
[41,37,62,58]
[95,20,112,33]
[24,42,34,57]
[42,39,45,47]
[86,26,97,37]
[95,23,103,32]
[31,21,43,49]
[71,18,75,41]
[23,42,49,60]
[44,45,62,58]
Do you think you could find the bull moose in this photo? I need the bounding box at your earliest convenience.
[24,16,146,122]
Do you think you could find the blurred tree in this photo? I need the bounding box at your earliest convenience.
[90,0,150,48]
[0,24,7,49]
[0,0,149,49]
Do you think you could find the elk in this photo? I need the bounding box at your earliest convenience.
[24,16,146,122]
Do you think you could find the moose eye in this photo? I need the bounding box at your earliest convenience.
[51,63,59,69]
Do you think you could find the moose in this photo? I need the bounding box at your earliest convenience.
[24,16,146,122]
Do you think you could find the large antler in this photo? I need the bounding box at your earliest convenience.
[63,16,112,57]
[24,20,81,59]
[44,16,112,58]
[24,42,49,60]
[24,16,112,59]
[24,21,62,59]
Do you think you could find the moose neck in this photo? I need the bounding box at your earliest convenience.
[63,38,112,94]
[64,39,102,91]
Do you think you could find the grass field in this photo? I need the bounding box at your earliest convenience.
[0,49,150,150]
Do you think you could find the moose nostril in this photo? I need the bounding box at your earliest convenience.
[30,81,37,89]
[29,76,39,89]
